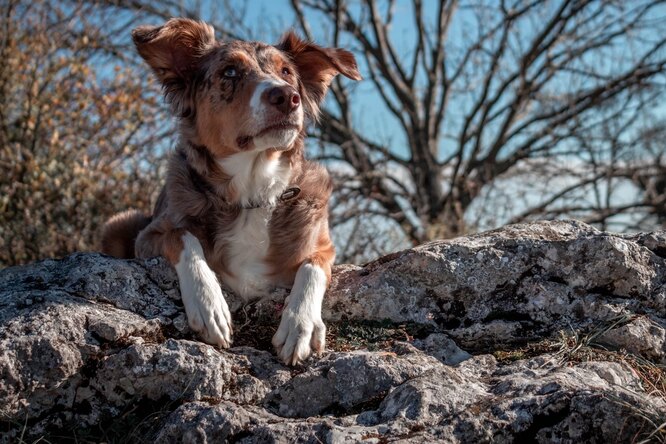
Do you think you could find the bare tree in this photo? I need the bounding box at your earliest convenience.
[504,106,666,231]
[13,0,664,265]
[282,0,666,252]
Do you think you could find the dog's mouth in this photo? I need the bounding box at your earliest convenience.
[256,122,300,137]
[236,121,301,150]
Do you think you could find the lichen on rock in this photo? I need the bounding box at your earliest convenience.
[1,220,665,443]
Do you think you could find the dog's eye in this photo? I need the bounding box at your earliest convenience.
[223,66,239,78]
[281,67,291,76]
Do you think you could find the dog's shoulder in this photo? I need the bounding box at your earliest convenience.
[163,146,232,220]
[290,159,333,203]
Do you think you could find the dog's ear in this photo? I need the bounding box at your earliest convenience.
[277,31,361,120]
[132,18,215,118]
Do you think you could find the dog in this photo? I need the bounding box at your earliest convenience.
[100,18,360,365]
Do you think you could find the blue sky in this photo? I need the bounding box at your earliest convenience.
[223,1,666,164]
[114,1,666,238]
[163,0,428,159]
[121,1,666,163]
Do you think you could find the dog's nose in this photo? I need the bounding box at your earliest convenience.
[265,86,300,115]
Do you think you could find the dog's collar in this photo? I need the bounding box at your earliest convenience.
[241,186,301,210]
[178,147,301,210]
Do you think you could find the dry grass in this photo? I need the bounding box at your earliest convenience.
[326,320,433,352]
[553,315,665,401]
[229,309,435,354]
[492,314,666,443]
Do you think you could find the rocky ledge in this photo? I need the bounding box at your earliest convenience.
[1,220,665,443]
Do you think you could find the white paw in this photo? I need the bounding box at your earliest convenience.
[182,279,233,348]
[175,232,233,348]
[272,262,328,365]
[272,307,326,365]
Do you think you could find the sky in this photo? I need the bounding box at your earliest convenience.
[142,0,429,159]
[114,0,666,239]
[117,1,663,153]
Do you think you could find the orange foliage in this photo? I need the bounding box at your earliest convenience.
[0,1,168,266]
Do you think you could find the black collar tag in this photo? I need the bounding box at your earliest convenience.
[241,186,301,210]
[279,187,301,202]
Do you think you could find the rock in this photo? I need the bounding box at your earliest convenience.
[412,333,473,365]
[264,348,441,418]
[597,316,666,362]
[0,220,665,443]
[324,220,666,357]
[91,339,269,409]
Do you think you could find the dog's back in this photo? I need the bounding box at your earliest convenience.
[100,209,151,258]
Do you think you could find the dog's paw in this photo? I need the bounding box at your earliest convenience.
[272,306,326,366]
[181,277,233,349]
[174,231,233,348]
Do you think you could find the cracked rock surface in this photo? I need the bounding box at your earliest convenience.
[1,220,665,443]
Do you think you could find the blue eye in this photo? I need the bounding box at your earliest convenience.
[223,66,238,78]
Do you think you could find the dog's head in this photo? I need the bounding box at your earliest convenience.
[132,18,361,157]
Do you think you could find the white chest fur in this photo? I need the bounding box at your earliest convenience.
[218,150,291,207]
[216,151,291,300]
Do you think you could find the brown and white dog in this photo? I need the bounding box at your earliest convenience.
[100,18,360,365]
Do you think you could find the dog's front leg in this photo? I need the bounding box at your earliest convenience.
[272,261,328,365]
[173,232,233,348]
